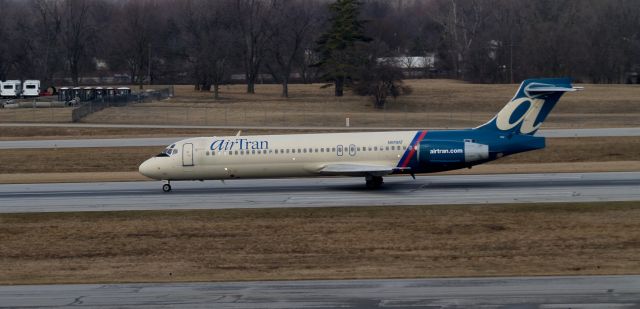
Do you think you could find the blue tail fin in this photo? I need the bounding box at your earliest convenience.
[476,78,580,135]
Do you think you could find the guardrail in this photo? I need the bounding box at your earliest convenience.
[71,88,171,122]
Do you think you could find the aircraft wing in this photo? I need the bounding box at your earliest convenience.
[318,163,398,177]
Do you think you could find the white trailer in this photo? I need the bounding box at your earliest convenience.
[22,80,41,97]
[1,80,22,98]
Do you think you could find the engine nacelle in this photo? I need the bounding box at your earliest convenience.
[417,140,489,164]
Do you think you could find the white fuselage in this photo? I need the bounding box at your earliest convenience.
[139,131,418,181]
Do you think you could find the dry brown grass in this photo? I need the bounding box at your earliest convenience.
[0,172,146,184]
[0,147,159,174]
[0,137,637,175]
[0,107,72,123]
[1,202,639,284]
[497,136,640,163]
[66,80,640,128]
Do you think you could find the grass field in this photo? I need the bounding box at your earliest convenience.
[81,80,640,128]
[2,80,638,127]
[79,81,640,128]
[1,202,638,284]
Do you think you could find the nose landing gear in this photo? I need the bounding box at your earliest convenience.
[162,181,172,192]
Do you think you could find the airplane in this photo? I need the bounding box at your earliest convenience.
[139,78,581,192]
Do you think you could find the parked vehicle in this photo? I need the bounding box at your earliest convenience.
[22,80,41,97]
[1,80,22,98]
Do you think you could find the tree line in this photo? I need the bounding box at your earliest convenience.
[0,0,638,96]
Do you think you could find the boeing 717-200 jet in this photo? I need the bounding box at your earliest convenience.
[139,78,581,192]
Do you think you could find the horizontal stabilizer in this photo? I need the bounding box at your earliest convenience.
[525,83,582,97]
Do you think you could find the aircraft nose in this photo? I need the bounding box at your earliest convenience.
[139,158,161,179]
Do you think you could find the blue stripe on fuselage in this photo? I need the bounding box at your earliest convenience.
[397,130,425,168]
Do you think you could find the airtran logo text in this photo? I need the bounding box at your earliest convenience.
[430,148,463,154]
[210,138,269,151]
[495,97,545,134]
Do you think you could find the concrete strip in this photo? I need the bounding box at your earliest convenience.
[0,172,638,213]
[0,275,638,308]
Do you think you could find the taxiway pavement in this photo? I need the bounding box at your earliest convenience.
[1,275,639,308]
[1,128,639,149]
[0,172,638,213]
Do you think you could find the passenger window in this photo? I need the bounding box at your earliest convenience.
[275,149,279,154]
[321,148,324,153]
[206,151,210,156]
[303,149,307,153]
[332,147,336,152]
[315,148,318,153]
[252,150,256,154]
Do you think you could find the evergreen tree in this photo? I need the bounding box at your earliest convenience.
[315,0,371,97]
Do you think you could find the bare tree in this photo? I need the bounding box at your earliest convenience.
[181,0,232,98]
[434,0,488,79]
[113,0,158,89]
[232,0,274,94]
[60,0,95,86]
[31,0,62,87]
[266,0,320,97]
[0,0,15,80]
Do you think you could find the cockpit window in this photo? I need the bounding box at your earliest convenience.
[156,144,178,157]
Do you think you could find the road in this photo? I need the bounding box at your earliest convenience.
[1,275,638,308]
[0,172,638,213]
[0,127,639,149]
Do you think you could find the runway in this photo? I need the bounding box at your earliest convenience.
[1,275,639,308]
[0,127,639,149]
[0,172,638,213]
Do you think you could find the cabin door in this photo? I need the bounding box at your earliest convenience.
[182,143,194,166]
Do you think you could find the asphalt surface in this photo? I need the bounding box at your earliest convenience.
[1,275,639,308]
[0,128,639,149]
[0,172,638,213]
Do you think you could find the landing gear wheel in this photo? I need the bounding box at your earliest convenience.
[365,176,384,189]
[162,184,172,192]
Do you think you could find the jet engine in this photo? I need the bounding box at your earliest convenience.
[417,140,489,164]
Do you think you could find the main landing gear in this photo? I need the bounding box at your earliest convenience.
[162,181,172,192]
[365,175,384,189]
